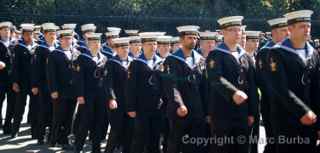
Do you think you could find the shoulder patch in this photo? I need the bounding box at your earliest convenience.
[209,59,215,69]
[270,58,277,72]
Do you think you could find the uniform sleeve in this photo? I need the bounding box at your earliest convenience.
[268,50,311,119]
[200,70,210,116]
[11,45,20,84]
[47,53,58,93]
[73,56,85,98]
[160,58,184,116]
[0,44,7,65]
[30,47,41,88]
[247,57,259,117]
[311,52,320,130]
[104,61,117,101]
[126,61,138,112]
[206,53,239,102]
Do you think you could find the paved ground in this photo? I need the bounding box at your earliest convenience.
[0,98,267,153]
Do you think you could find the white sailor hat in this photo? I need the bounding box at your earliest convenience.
[34,25,42,30]
[0,21,12,29]
[215,34,224,42]
[61,23,77,30]
[125,29,139,36]
[176,25,200,35]
[199,31,218,40]
[34,31,41,34]
[112,37,130,47]
[284,10,313,25]
[267,18,287,29]
[20,23,35,32]
[86,33,102,41]
[157,36,173,44]
[42,23,59,32]
[105,30,120,38]
[245,31,261,39]
[171,37,180,43]
[241,25,247,31]
[107,27,121,32]
[217,16,244,29]
[139,32,164,43]
[58,29,74,37]
[81,23,96,32]
[129,36,141,44]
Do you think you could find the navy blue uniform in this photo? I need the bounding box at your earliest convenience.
[102,43,114,57]
[101,43,114,138]
[73,51,108,153]
[104,55,133,153]
[126,53,164,153]
[267,38,320,153]
[31,42,57,142]
[0,40,15,134]
[76,40,89,53]
[47,47,79,146]
[161,49,207,153]
[11,39,38,137]
[206,43,258,153]
[256,41,276,153]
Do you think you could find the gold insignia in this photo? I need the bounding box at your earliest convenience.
[209,60,215,69]
[166,65,170,74]
[270,58,277,72]
[205,70,208,79]
[159,64,164,72]
[258,60,263,69]
[76,65,80,72]
[128,71,131,78]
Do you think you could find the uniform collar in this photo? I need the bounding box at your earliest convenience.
[169,48,203,69]
[39,40,58,50]
[0,39,10,47]
[110,55,133,69]
[215,42,246,57]
[136,51,161,69]
[273,38,314,61]
[102,43,115,56]
[18,39,37,51]
[113,55,133,62]
[261,41,275,50]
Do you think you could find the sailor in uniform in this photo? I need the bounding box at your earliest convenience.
[11,23,39,138]
[267,10,320,153]
[255,17,289,153]
[47,29,80,148]
[104,37,133,153]
[161,25,207,153]
[206,16,259,153]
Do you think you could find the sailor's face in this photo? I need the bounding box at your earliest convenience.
[129,42,142,55]
[44,31,57,42]
[158,43,171,57]
[277,27,289,40]
[223,26,242,43]
[60,36,73,47]
[0,27,11,40]
[245,38,259,53]
[22,31,33,43]
[289,22,311,41]
[84,31,94,40]
[143,41,157,54]
[200,40,216,52]
[88,40,101,51]
[117,45,129,58]
[181,35,197,49]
